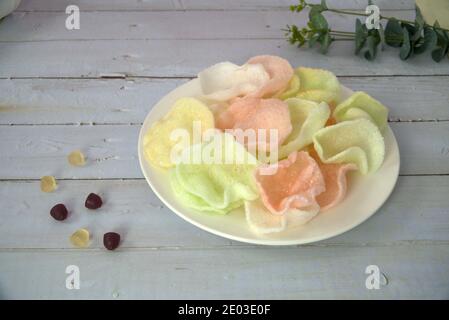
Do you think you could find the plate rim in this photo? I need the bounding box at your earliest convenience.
[137,80,401,246]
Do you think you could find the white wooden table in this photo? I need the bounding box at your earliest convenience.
[0,0,448,299]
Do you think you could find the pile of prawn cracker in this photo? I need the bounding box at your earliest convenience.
[143,55,388,234]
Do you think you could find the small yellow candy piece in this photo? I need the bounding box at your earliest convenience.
[70,228,90,248]
[40,176,57,193]
[68,150,86,166]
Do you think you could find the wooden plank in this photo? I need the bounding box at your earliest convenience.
[16,0,178,12]
[1,40,448,78]
[393,122,449,175]
[0,10,414,42]
[0,179,230,249]
[0,125,142,180]
[180,0,416,10]
[0,122,447,179]
[16,0,416,11]
[0,176,448,249]
[0,245,448,299]
[1,76,448,125]
[0,78,188,125]
[341,76,449,122]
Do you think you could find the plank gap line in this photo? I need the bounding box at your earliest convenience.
[1,119,448,127]
[1,74,449,80]
[1,240,449,252]
[1,173,449,183]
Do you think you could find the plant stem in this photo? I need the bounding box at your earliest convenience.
[330,33,354,38]
[330,29,355,35]
[327,8,416,24]
[331,38,354,41]
[326,8,369,17]
[324,7,449,32]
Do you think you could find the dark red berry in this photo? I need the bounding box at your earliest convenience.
[85,193,102,209]
[103,232,120,250]
[50,203,68,221]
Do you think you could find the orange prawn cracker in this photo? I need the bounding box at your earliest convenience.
[216,97,292,151]
[255,151,325,215]
[309,148,356,211]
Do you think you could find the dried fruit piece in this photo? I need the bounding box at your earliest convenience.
[85,193,103,209]
[40,176,57,193]
[68,150,86,166]
[70,228,90,248]
[50,203,68,221]
[103,232,121,250]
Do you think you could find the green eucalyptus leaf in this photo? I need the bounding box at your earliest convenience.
[385,18,403,47]
[433,21,449,42]
[412,27,423,42]
[308,6,318,19]
[415,7,425,33]
[309,34,320,48]
[436,30,449,46]
[378,23,386,50]
[430,21,449,62]
[435,36,449,59]
[286,0,448,62]
[355,18,367,54]
[431,47,447,62]
[403,23,416,35]
[363,35,378,61]
[321,0,328,10]
[320,32,332,54]
[424,27,438,48]
[310,12,329,31]
[434,20,440,27]
[403,22,421,45]
[400,27,412,60]
[308,4,326,19]
[413,37,425,52]
[414,27,437,54]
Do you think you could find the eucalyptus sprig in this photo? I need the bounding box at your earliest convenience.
[285,0,449,62]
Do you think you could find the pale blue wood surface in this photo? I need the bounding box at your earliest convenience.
[0,0,448,299]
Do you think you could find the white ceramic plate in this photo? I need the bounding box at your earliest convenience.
[138,79,400,245]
